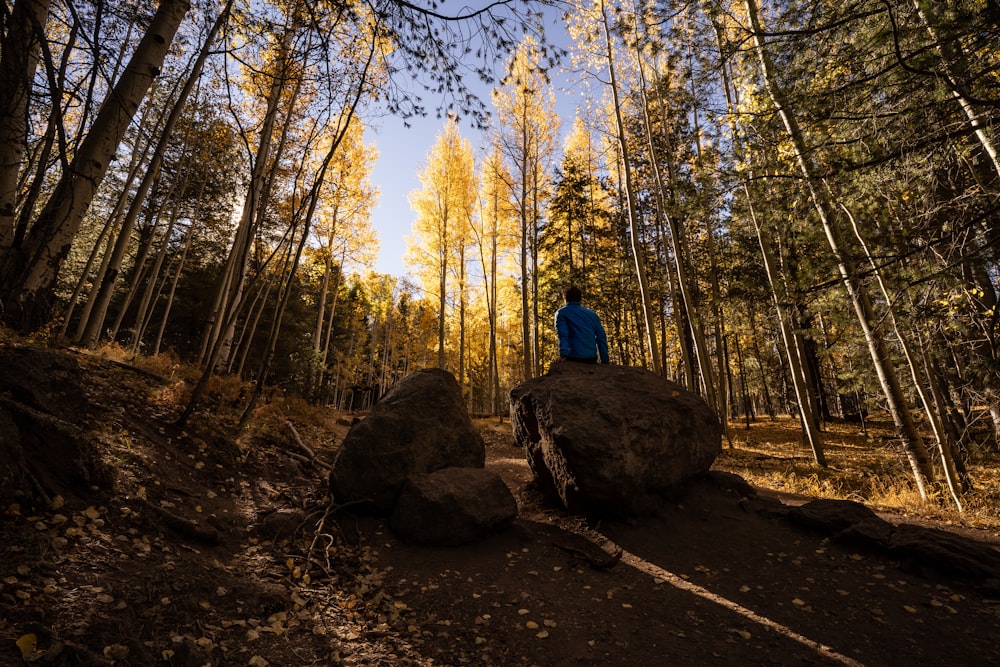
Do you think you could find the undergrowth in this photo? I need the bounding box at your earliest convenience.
[717,417,1000,533]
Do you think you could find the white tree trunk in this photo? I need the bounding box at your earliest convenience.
[0,0,191,330]
[745,0,933,496]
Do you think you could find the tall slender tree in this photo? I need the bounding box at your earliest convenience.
[742,0,934,496]
[406,117,477,371]
[491,35,561,379]
[0,0,192,330]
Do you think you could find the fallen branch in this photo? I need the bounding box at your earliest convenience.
[286,419,315,459]
[138,499,219,545]
[553,541,623,570]
[285,419,331,471]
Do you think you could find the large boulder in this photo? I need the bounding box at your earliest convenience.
[329,368,485,513]
[389,467,518,545]
[509,362,721,516]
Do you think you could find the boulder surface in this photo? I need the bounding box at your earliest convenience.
[509,362,721,515]
[329,368,485,513]
[390,467,518,545]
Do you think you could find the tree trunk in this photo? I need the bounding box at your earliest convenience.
[130,194,192,350]
[843,203,964,509]
[240,218,311,428]
[744,0,932,496]
[107,211,168,344]
[13,16,78,256]
[688,64,729,427]
[531,170,541,376]
[520,187,532,381]
[152,216,196,356]
[459,243,467,394]
[438,205,448,370]
[79,2,231,347]
[0,0,191,330]
[198,31,297,368]
[747,307,775,419]
[0,0,51,255]
[600,0,661,375]
[66,214,119,340]
[320,251,346,370]
[641,47,708,394]
[744,185,826,466]
[490,215,500,415]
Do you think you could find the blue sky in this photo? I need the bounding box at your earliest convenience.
[365,112,449,277]
[365,11,580,278]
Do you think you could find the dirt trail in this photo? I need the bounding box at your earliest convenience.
[2,351,999,666]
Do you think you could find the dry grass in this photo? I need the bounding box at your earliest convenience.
[717,416,1000,532]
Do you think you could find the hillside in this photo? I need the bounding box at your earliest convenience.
[2,347,1000,666]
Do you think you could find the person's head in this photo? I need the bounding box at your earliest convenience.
[563,285,582,304]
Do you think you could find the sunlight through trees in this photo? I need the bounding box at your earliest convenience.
[0,0,997,502]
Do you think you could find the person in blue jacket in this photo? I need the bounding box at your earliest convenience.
[555,285,610,364]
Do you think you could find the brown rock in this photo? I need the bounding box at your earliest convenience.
[390,467,517,545]
[329,368,485,513]
[509,362,722,516]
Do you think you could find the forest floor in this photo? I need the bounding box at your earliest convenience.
[2,348,1000,666]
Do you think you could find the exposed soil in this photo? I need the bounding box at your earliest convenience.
[2,350,1000,666]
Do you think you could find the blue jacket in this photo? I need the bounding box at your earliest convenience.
[555,301,610,363]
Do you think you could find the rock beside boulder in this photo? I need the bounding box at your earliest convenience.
[390,467,518,546]
[789,498,1000,582]
[787,498,883,533]
[329,368,486,513]
[509,362,721,516]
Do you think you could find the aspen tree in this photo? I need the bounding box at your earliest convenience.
[77,1,234,348]
[64,103,161,342]
[565,0,662,374]
[181,4,381,423]
[625,2,719,401]
[490,35,560,379]
[406,118,477,371]
[743,0,934,497]
[706,5,826,460]
[0,0,51,255]
[905,0,1000,441]
[0,0,192,330]
[746,184,827,465]
[148,181,207,356]
[311,121,378,381]
[842,202,964,508]
[474,145,519,414]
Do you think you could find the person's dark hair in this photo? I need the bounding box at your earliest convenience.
[563,285,582,303]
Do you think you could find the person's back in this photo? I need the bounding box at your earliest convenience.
[555,286,609,364]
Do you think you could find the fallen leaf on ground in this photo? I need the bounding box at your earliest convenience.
[16,633,38,658]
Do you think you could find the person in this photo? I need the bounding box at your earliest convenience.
[555,285,610,364]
